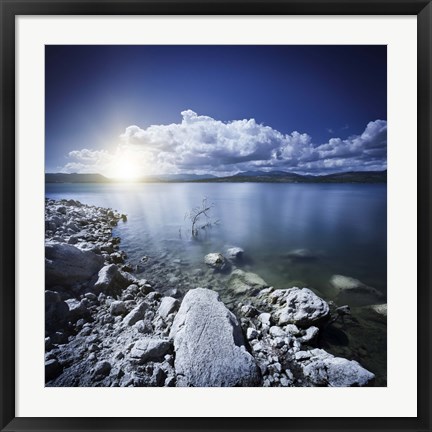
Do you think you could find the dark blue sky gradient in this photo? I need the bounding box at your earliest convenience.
[45,45,386,172]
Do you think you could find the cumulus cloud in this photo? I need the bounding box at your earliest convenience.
[59,110,387,177]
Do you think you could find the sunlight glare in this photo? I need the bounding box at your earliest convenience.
[111,154,141,181]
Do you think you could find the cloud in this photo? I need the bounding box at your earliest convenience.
[59,110,387,177]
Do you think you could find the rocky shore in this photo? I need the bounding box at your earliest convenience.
[45,198,378,387]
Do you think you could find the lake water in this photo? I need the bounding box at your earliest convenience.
[46,182,387,385]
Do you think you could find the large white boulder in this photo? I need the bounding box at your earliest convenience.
[170,288,261,387]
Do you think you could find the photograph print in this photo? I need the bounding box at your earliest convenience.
[45,45,387,387]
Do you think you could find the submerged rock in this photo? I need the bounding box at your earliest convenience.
[228,269,268,295]
[170,288,261,387]
[45,243,104,287]
[367,303,387,317]
[226,247,244,261]
[284,248,318,261]
[330,274,385,305]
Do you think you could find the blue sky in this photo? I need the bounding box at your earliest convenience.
[45,45,387,177]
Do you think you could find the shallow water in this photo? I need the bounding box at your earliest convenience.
[46,182,387,384]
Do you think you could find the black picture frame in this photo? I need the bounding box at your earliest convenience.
[1,1,431,431]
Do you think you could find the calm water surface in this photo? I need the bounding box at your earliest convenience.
[46,182,387,384]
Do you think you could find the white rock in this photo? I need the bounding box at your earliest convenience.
[93,264,131,295]
[274,288,330,327]
[204,253,229,271]
[123,301,148,326]
[158,297,180,320]
[246,328,258,340]
[170,288,261,387]
[301,349,375,387]
[226,247,244,260]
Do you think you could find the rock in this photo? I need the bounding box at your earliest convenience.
[123,301,148,326]
[273,288,330,327]
[65,299,88,322]
[295,351,312,361]
[45,290,61,306]
[368,304,387,317]
[299,326,319,344]
[170,288,261,387]
[226,247,244,261]
[84,292,97,301]
[94,361,111,378]
[300,349,375,387]
[228,269,269,295]
[45,358,62,382]
[93,264,131,295]
[330,275,385,304]
[284,248,317,261]
[45,243,104,287]
[336,305,351,316]
[285,324,300,336]
[269,326,286,338]
[258,313,272,327]
[130,338,172,363]
[240,304,259,318]
[157,297,180,320]
[204,253,229,271]
[246,327,258,340]
[109,301,126,316]
[56,205,67,214]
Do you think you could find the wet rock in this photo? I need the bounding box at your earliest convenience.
[226,247,244,261]
[45,243,104,287]
[170,288,261,387]
[204,253,229,271]
[330,274,385,304]
[228,269,269,295]
[284,248,317,261]
[367,304,387,317]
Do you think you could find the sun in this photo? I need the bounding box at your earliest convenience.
[110,155,141,181]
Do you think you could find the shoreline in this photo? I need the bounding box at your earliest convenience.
[45,197,381,387]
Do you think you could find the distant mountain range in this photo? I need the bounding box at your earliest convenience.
[45,173,111,183]
[45,170,387,184]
